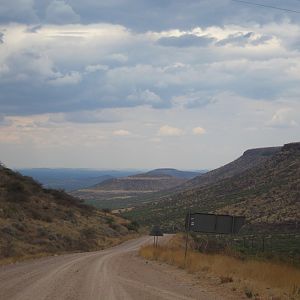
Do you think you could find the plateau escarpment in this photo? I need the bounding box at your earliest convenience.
[125,143,300,233]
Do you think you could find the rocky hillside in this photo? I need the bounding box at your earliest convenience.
[183,146,281,189]
[0,164,136,261]
[120,147,281,206]
[124,143,300,233]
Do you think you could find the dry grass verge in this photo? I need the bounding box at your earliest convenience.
[139,236,300,299]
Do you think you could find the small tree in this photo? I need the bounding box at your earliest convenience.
[126,220,140,232]
[102,208,111,216]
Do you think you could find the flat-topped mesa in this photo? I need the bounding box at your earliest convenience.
[243,146,281,157]
[282,142,300,152]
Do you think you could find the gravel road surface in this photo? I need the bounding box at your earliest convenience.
[0,236,237,300]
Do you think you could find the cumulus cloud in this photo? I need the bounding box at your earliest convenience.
[267,108,298,128]
[0,1,299,170]
[113,129,131,136]
[48,71,82,86]
[127,90,164,108]
[85,64,109,73]
[0,22,299,117]
[46,1,80,24]
[158,125,184,137]
[193,127,206,135]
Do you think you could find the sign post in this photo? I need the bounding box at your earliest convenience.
[150,225,163,248]
[184,210,191,267]
[184,212,245,266]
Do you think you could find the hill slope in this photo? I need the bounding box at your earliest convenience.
[124,143,300,233]
[183,146,281,189]
[71,169,193,209]
[0,164,134,261]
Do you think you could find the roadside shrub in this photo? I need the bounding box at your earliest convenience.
[2,206,19,218]
[102,208,111,215]
[1,225,18,237]
[0,239,16,258]
[37,227,48,237]
[125,220,140,232]
[109,223,120,231]
[6,181,29,202]
[106,216,114,225]
[12,222,26,232]
[80,227,97,240]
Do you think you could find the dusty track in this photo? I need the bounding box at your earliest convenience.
[0,236,238,300]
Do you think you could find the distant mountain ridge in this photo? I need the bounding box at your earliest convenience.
[143,168,200,179]
[18,169,141,191]
[71,168,201,209]
[91,173,187,192]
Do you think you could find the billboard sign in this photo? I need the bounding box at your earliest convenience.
[186,213,245,234]
[150,225,163,236]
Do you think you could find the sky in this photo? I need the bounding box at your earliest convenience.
[0,0,300,170]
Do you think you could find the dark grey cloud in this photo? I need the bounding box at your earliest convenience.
[64,113,118,123]
[0,32,4,43]
[157,34,215,48]
[0,0,38,24]
[1,0,299,30]
[217,32,272,47]
[45,1,80,24]
[51,110,121,124]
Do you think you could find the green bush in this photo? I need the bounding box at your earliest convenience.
[125,220,140,232]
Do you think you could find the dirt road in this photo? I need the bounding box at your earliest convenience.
[0,236,238,300]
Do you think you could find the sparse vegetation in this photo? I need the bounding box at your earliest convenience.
[125,220,140,232]
[139,235,300,299]
[0,164,137,263]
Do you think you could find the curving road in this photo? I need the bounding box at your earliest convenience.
[0,236,235,300]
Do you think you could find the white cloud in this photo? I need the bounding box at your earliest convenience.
[193,127,206,135]
[158,125,184,137]
[113,129,131,136]
[267,108,298,128]
[48,71,82,86]
[127,89,163,107]
[85,64,109,73]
